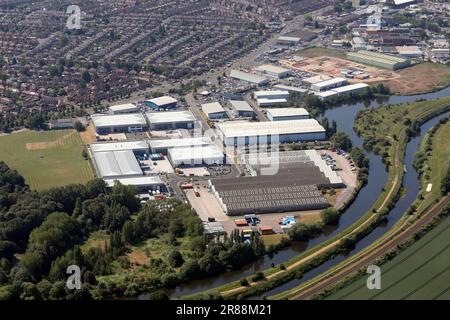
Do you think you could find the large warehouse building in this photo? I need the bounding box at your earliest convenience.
[108,103,139,115]
[146,111,196,130]
[104,176,166,193]
[256,64,292,79]
[149,137,212,154]
[144,96,178,110]
[230,70,269,86]
[311,77,348,92]
[93,150,143,179]
[92,114,148,134]
[168,145,224,167]
[346,50,411,70]
[90,140,149,155]
[267,108,309,121]
[210,149,345,215]
[216,119,326,146]
[229,100,254,118]
[201,102,228,121]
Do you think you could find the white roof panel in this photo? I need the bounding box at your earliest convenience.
[109,103,139,112]
[168,145,224,162]
[149,137,211,149]
[92,114,147,128]
[146,111,196,124]
[230,70,268,84]
[147,96,177,106]
[90,140,149,153]
[229,100,253,112]
[201,102,225,114]
[267,108,309,118]
[104,176,165,188]
[93,150,142,178]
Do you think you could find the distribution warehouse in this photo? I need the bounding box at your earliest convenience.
[267,108,309,121]
[346,50,411,70]
[201,102,228,120]
[92,113,148,134]
[255,64,292,78]
[229,100,254,118]
[168,145,225,167]
[144,96,178,110]
[90,140,149,154]
[230,69,269,86]
[146,110,196,130]
[216,119,326,146]
[149,137,212,154]
[108,103,139,115]
[93,150,143,179]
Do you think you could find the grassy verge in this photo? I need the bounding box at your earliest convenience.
[181,97,450,300]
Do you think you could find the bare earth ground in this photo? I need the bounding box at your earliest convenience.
[26,131,76,150]
[79,124,97,145]
[387,63,450,95]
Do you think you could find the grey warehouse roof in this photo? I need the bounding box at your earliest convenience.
[90,140,149,153]
[146,96,177,106]
[201,102,225,115]
[149,137,212,150]
[94,150,142,178]
[229,100,253,112]
[92,113,147,128]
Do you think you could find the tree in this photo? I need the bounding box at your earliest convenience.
[74,121,85,132]
[320,208,340,225]
[167,250,184,268]
[441,165,450,196]
[82,71,92,83]
[332,132,353,151]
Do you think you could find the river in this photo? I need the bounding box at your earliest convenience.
[139,86,450,300]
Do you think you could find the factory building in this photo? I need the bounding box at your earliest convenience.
[277,36,301,46]
[255,64,292,79]
[201,102,228,121]
[168,145,225,167]
[257,98,288,107]
[216,119,326,146]
[393,0,417,7]
[104,176,167,193]
[395,46,423,59]
[311,77,348,92]
[315,83,369,100]
[92,114,148,134]
[267,108,309,121]
[254,90,290,100]
[346,50,411,70]
[146,111,196,130]
[274,84,309,94]
[108,103,139,115]
[90,140,149,155]
[229,100,254,118]
[149,137,212,154]
[144,96,178,110]
[302,74,332,87]
[229,70,269,86]
[93,150,143,179]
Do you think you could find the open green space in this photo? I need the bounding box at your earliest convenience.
[326,215,450,300]
[0,130,94,190]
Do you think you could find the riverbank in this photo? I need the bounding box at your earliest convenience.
[180,96,450,300]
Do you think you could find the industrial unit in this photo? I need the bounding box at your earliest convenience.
[302,74,332,87]
[144,96,178,110]
[167,145,224,167]
[395,46,423,59]
[346,50,411,70]
[229,100,254,118]
[146,110,196,130]
[315,83,369,100]
[148,137,212,154]
[267,108,309,121]
[256,64,292,78]
[254,90,289,107]
[108,103,139,115]
[311,77,348,92]
[274,84,309,94]
[229,70,269,86]
[93,150,143,179]
[216,119,326,146]
[104,176,166,193]
[91,113,148,134]
[277,36,301,46]
[90,140,149,155]
[201,102,228,120]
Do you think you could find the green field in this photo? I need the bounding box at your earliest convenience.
[0,130,94,191]
[326,215,450,300]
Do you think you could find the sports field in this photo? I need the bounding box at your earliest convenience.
[0,129,94,191]
[326,215,450,300]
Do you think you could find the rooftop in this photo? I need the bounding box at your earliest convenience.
[303,74,332,85]
[267,108,309,118]
[229,100,253,112]
[93,150,142,178]
[201,102,225,114]
[92,113,147,128]
[230,70,268,84]
[108,103,138,112]
[148,137,212,149]
[312,77,347,89]
[146,110,196,124]
[256,64,291,75]
[168,144,224,161]
[104,176,165,188]
[254,90,290,98]
[146,96,178,106]
[90,140,149,153]
[216,119,325,138]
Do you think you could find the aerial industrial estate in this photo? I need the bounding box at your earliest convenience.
[0,0,449,306]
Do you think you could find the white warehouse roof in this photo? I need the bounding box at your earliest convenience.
[312,77,347,90]
[254,90,290,99]
[274,84,309,94]
[331,83,369,94]
[168,145,224,163]
[303,74,332,85]
[147,96,177,106]
[229,100,253,112]
[256,64,291,75]
[149,137,212,150]
[90,140,149,153]
[104,176,165,188]
[146,110,196,124]
[109,103,139,112]
[94,150,142,178]
[267,108,309,118]
[201,102,225,115]
[230,70,269,85]
[92,114,147,128]
[217,119,325,138]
